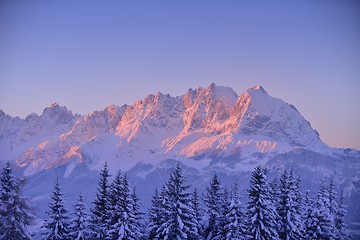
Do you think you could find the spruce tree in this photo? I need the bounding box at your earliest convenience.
[130,187,144,239]
[69,194,89,240]
[328,178,340,238]
[108,172,141,239]
[218,188,230,239]
[191,188,204,239]
[328,179,337,214]
[148,188,162,239]
[42,178,70,240]
[246,166,279,240]
[310,182,336,239]
[89,162,111,239]
[157,163,197,239]
[203,174,222,240]
[291,173,305,238]
[277,170,303,239]
[223,183,246,240]
[107,170,123,238]
[0,162,34,240]
[154,185,170,239]
[335,191,350,240]
[303,190,316,239]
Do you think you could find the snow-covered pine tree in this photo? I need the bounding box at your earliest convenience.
[203,174,222,240]
[42,178,70,240]
[108,171,142,239]
[335,191,350,240]
[223,183,246,240]
[328,178,339,237]
[218,188,230,239]
[148,188,162,239]
[130,187,145,239]
[303,190,316,239]
[0,162,34,240]
[191,188,204,239]
[269,177,282,231]
[107,170,123,238]
[117,174,138,239]
[246,166,279,240]
[289,172,305,238]
[154,185,170,239]
[157,163,197,240]
[69,194,89,240]
[277,170,304,239]
[277,170,289,238]
[310,182,336,239]
[270,178,281,211]
[89,162,111,239]
[328,179,338,214]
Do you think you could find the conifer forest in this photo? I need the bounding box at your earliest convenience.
[0,162,350,240]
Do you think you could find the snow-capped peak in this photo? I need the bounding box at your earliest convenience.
[230,85,324,149]
[1,83,329,175]
[248,85,267,94]
[41,102,74,124]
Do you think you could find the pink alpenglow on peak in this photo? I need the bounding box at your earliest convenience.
[0,83,332,176]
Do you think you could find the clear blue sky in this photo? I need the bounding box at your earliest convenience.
[0,1,359,149]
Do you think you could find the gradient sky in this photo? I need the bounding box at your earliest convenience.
[0,1,359,149]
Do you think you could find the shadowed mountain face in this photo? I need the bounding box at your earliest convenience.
[1,83,359,233]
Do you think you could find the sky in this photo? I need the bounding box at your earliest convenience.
[0,0,359,150]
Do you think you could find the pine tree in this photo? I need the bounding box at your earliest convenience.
[335,191,350,240]
[303,190,316,239]
[291,173,305,238]
[156,163,197,240]
[42,178,70,240]
[223,183,246,240]
[148,188,163,239]
[309,182,336,239]
[69,194,89,240]
[328,179,337,214]
[277,170,304,239]
[203,174,222,240]
[107,170,123,238]
[107,171,143,239]
[0,162,34,240]
[89,162,111,239]
[191,188,204,239]
[154,185,170,239]
[270,178,281,212]
[129,188,144,239]
[328,178,339,238]
[246,166,279,240]
[218,188,230,239]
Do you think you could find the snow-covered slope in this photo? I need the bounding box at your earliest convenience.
[0,83,359,233]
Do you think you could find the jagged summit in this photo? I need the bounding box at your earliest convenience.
[48,102,60,108]
[40,102,75,125]
[247,85,267,94]
[43,102,68,114]
[0,84,331,174]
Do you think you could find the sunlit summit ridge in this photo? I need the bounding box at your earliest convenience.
[0,83,332,175]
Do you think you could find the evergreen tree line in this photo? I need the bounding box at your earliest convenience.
[147,165,350,240]
[0,162,350,240]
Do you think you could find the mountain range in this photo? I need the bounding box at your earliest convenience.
[0,83,359,234]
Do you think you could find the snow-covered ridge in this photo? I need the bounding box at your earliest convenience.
[0,83,338,175]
